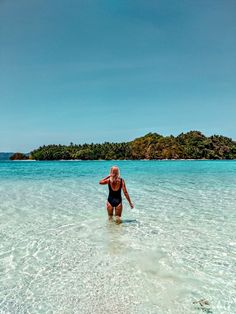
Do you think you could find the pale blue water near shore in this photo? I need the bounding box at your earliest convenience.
[0,160,236,314]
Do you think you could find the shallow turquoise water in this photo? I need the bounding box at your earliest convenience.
[0,160,236,313]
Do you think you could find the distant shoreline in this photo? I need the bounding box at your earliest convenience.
[3,131,236,161]
[3,158,236,162]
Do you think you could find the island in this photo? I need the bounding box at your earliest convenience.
[25,131,236,160]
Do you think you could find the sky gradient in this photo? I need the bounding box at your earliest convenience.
[0,0,236,152]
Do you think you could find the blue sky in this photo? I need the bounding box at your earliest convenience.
[0,0,236,152]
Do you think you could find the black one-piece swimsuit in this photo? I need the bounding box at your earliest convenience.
[108,178,122,207]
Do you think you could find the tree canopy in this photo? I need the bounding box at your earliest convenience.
[28,131,236,160]
[10,152,29,160]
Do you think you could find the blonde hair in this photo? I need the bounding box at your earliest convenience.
[110,166,120,182]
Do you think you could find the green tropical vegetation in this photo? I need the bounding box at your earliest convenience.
[10,152,29,160]
[28,131,236,160]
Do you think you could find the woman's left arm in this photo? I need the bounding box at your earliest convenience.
[122,180,134,208]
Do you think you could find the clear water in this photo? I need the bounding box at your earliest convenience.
[0,160,236,314]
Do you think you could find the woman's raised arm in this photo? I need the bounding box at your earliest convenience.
[99,175,110,185]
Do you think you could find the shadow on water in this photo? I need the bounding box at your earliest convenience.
[121,219,140,225]
[104,219,135,254]
[105,222,124,255]
[104,218,140,256]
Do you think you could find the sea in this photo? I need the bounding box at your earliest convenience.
[0,160,236,314]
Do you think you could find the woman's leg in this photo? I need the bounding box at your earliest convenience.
[106,201,113,220]
[115,203,122,224]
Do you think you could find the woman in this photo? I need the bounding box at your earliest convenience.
[99,166,134,224]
